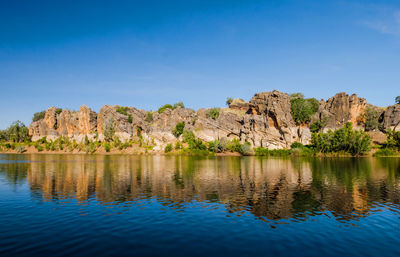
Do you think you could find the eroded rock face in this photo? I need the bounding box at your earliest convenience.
[381,104,400,131]
[321,92,367,129]
[78,105,97,134]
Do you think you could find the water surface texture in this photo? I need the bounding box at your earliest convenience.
[0,154,399,257]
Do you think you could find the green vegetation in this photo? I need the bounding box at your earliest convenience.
[55,108,63,115]
[103,117,115,141]
[145,112,153,122]
[164,143,173,153]
[158,102,185,114]
[206,108,220,120]
[311,122,371,156]
[128,114,133,124]
[255,147,292,157]
[364,107,380,131]
[32,111,46,122]
[116,106,130,115]
[396,96,400,104]
[310,118,327,133]
[226,97,233,106]
[290,94,319,124]
[0,121,29,143]
[103,142,111,152]
[172,122,185,138]
[373,148,398,157]
[385,130,400,150]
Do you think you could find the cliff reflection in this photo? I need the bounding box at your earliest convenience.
[2,155,400,223]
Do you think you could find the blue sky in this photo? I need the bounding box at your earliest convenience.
[1,0,400,129]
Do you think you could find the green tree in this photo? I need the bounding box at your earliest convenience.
[145,112,153,122]
[206,108,220,120]
[158,104,173,113]
[103,117,115,142]
[164,143,173,153]
[116,106,129,115]
[396,96,400,104]
[172,122,185,138]
[32,111,46,122]
[173,102,185,109]
[6,121,29,143]
[364,107,380,131]
[290,97,319,124]
[226,97,233,106]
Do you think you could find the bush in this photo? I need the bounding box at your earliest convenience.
[55,108,62,115]
[103,142,111,152]
[290,142,304,149]
[396,96,400,104]
[226,97,233,106]
[364,107,380,131]
[227,139,242,152]
[116,106,130,115]
[385,130,400,150]
[173,102,184,109]
[164,143,173,153]
[254,147,292,156]
[373,148,398,157]
[312,122,371,155]
[103,117,115,141]
[239,142,252,155]
[175,141,182,150]
[188,138,207,150]
[128,114,133,124]
[145,112,153,122]
[32,111,46,122]
[1,121,30,143]
[206,108,220,120]
[182,130,195,143]
[290,97,319,124]
[172,122,185,138]
[158,104,173,114]
[15,145,26,153]
[310,118,327,133]
[35,144,43,152]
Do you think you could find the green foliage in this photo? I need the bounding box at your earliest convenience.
[173,102,185,109]
[208,138,228,153]
[226,97,233,106]
[182,130,195,143]
[34,143,43,152]
[85,142,97,154]
[32,111,46,122]
[145,112,153,122]
[227,138,242,152]
[206,108,220,120]
[164,143,173,153]
[116,106,130,115]
[55,108,62,115]
[103,117,115,142]
[174,141,182,150]
[310,118,327,133]
[364,107,380,131]
[385,130,400,150]
[290,142,304,149]
[188,138,207,150]
[103,142,111,152]
[0,121,30,143]
[15,145,26,153]
[311,122,371,156]
[172,122,185,138]
[290,92,304,99]
[136,126,142,137]
[158,104,173,113]
[254,147,291,156]
[239,142,252,155]
[113,136,121,148]
[128,114,133,124]
[395,96,400,104]
[373,148,398,157]
[84,135,90,145]
[290,97,319,124]
[38,137,47,144]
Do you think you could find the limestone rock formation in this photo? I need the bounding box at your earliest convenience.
[380,104,400,131]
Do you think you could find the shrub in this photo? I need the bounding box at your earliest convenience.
[1,121,30,143]
[175,141,182,150]
[15,145,26,153]
[35,144,43,152]
[55,108,62,115]
[172,122,185,138]
[32,111,46,122]
[164,143,173,153]
[291,142,304,149]
[116,106,130,115]
[85,142,96,154]
[84,135,90,145]
[182,130,195,143]
[239,142,252,155]
[226,97,233,106]
[227,139,242,152]
[103,142,111,152]
[364,107,380,131]
[290,92,304,99]
[290,97,319,124]
[158,104,173,114]
[396,96,400,104]
[206,108,220,120]
[310,118,327,133]
[145,112,153,122]
[373,148,398,157]
[385,130,400,150]
[38,137,47,144]
[173,102,185,109]
[103,117,115,142]
[311,122,371,155]
[128,114,133,124]
[188,138,207,150]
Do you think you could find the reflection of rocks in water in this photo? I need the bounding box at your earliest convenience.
[2,155,400,223]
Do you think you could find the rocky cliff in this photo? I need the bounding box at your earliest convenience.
[28,90,399,149]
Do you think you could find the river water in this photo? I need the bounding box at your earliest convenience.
[0,154,399,256]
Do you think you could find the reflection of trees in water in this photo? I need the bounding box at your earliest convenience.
[1,154,400,222]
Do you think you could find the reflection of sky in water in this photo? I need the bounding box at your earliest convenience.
[0,154,400,257]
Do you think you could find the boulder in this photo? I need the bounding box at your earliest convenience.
[380,104,400,131]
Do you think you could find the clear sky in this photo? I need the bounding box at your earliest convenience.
[1,0,400,129]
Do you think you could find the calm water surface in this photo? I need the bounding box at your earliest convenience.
[0,154,399,257]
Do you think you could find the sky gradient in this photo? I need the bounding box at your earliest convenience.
[1,0,400,129]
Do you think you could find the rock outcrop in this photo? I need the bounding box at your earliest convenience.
[28,90,398,149]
